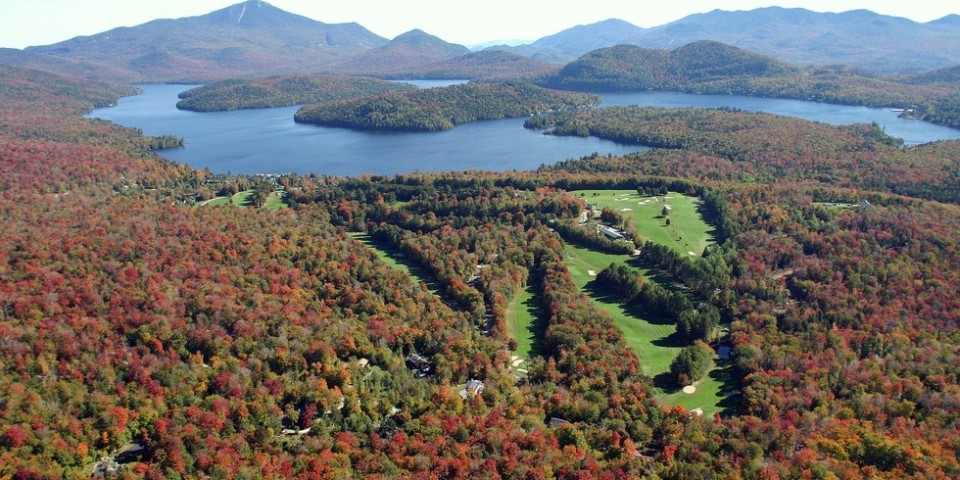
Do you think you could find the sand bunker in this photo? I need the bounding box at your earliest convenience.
[682,385,697,394]
[588,270,597,276]
[688,251,697,256]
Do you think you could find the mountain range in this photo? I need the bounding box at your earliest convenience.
[2,1,387,83]
[0,2,957,83]
[493,7,960,73]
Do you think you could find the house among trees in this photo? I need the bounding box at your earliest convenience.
[459,379,485,399]
[405,353,431,377]
[549,417,570,427]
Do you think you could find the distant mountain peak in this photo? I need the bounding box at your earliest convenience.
[389,29,467,50]
[20,0,387,82]
[393,29,437,42]
[930,14,960,26]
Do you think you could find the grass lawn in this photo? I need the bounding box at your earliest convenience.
[231,190,255,207]
[505,282,545,360]
[198,196,231,207]
[658,364,736,417]
[263,191,288,210]
[347,232,440,296]
[571,190,715,256]
[562,243,730,415]
[199,190,289,210]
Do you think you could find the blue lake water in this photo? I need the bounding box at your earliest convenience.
[90,83,960,176]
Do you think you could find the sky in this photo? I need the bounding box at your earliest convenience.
[0,0,957,49]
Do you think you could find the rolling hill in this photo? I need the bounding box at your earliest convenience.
[486,19,646,64]
[323,29,470,76]
[175,75,417,112]
[16,1,387,82]
[492,8,960,73]
[379,50,560,81]
[538,41,960,130]
[541,41,794,91]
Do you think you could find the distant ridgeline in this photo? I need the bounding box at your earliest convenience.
[175,75,417,112]
[294,82,600,132]
[538,41,960,128]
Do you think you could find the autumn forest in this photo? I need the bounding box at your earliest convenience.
[1,26,960,480]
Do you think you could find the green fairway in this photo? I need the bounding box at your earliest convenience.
[231,190,255,206]
[658,364,735,418]
[562,243,728,416]
[347,232,439,295]
[572,190,714,256]
[505,282,545,360]
[263,191,288,210]
[199,190,288,210]
[563,245,678,376]
[198,196,231,207]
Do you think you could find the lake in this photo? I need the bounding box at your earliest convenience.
[90,83,960,176]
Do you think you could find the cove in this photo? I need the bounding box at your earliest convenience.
[90,84,960,177]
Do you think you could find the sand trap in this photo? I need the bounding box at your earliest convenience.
[688,251,697,256]
[587,270,597,276]
[619,208,633,212]
[682,385,696,394]
[512,359,524,367]
[664,205,673,210]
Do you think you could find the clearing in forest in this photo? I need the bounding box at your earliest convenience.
[347,232,440,296]
[572,190,714,255]
[560,188,731,415]
[505,281,547,361]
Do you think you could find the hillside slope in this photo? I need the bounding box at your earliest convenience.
[19,1,387,82]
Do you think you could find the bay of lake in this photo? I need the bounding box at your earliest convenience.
[90,81,960,176]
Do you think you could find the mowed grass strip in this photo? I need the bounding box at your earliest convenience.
[199,190,288,210]
[562,243,728,415]
[231,190,255,207]
[563,244,678,377]
[505,282,545,360]
[198,196,232,207]
[347,232,440,296]
[571,190,714,256]
[658,364,734,418]
[263,191,288,210]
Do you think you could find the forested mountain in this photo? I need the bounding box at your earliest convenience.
[541,41,794,91]
[495,8,960,73]
[0,48,145,84]
[907,64,960,85]
[294,82,600,131]
[322,29,470,77]
[490,19,646,63]
[14,1,387,83]
[5,4,958,84]
[175,75,416,112]
[2,50,960,479]
[541,42,960,129]
[382,50,561,81]
[630,7,960,73]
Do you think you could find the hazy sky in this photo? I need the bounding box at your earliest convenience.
[0,0,957,49]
